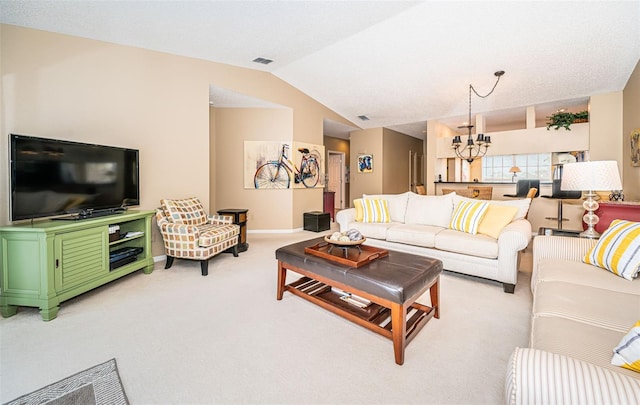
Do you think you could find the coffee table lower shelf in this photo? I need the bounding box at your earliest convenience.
[278,267,438,365]
[287,276,435,337]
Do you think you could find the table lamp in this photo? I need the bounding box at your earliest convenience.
[561,160,622,238]
[509,166,521,183]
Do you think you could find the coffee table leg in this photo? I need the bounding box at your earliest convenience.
[391,303,407,365]
[430,277,440,319]
[277,261,286,300]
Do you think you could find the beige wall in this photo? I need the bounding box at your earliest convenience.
[589,91,623,162]
[347,127,423,203]
[212,107,296,230]
[349,127,383,202]
[426,120,457,194]
[382,128,423,194]
[1,25,212,255]
[0,24,355,254]
[623,60,640,200]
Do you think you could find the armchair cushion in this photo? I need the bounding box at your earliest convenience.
[198,223,240,247]
[161,197,208,226]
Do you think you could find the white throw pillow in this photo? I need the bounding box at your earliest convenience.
[405,192,454,228]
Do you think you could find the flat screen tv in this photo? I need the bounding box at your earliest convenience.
[10,134,140,221]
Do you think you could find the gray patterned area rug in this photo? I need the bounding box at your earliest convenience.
[4,359,128,405]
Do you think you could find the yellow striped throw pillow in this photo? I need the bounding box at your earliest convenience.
[612,321,640,373]
[584,219,640,280]
[362,199,390,223]
[449,200,489,234]
[353,199,364,222]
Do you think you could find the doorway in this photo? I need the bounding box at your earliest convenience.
[327,151,345,210]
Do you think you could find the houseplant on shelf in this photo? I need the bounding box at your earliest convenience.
[546,110,589,131]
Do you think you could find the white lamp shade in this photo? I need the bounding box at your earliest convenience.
[561,161,622,191]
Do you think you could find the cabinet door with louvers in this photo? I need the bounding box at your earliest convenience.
[54,227,108,293]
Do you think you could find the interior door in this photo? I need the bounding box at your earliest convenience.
[328,153,344,209]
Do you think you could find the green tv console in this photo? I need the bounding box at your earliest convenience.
[0,210,155,321]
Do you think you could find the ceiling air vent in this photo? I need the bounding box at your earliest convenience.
[357,115,370,121]
[253,57,273,65]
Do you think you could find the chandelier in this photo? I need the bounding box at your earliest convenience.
[452,70,505,163]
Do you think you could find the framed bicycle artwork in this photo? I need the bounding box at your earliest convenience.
[244,141,325,189]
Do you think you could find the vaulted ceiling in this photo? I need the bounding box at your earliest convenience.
[1,1,639,139]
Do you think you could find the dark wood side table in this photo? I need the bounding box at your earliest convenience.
[217,208,249,252]
[323,191,335,221]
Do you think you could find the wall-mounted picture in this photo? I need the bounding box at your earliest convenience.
[244,141,325,189]
[631,129,640,167]
[357,153,373,173]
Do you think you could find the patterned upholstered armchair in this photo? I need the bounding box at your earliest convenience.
[156,197,240,276]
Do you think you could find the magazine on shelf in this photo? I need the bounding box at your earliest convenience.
[331,287,371,308]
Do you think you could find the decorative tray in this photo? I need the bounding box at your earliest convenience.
[304,239,389,268]
[323,235,366,246]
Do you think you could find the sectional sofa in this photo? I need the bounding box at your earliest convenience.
[336,191,532,293]
[506,228,640,404]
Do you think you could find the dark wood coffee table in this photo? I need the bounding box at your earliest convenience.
[276,237,442,365]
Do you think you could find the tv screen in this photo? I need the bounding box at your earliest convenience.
[10,134,140,221]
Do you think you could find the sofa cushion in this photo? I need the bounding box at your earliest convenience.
[434,229,498,259]
[161,197,208,226]
[477,204,518,239]
[584,219,640,281]
[404,192,454,228]
[351,222,394,240]
[533,281,640,332]
[361,199,390,223]
[612,321,640,373]
[530,316,639,378]
[449,200,489,234]
[364,192,409,223]
[385,223,444,248]
[453,194,531,220]
[535,258,640,296]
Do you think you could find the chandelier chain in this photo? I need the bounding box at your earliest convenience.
[452,71,505,163]
[467,72,504,124]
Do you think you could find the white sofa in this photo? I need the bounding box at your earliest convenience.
[336,191,532,293]
[506,235,640,404]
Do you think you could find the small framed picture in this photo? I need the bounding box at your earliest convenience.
[357,154,373,173]
[631,129,640,167]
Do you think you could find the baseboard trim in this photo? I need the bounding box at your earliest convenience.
[153,254,166,263]
[248,228,304,234]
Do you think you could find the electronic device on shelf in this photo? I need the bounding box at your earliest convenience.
[109,247,143,270]
[9,134,140,221]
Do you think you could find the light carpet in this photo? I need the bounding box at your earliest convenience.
[0,229,533,404]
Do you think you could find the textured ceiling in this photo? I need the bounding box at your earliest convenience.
[1,1,639,139]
